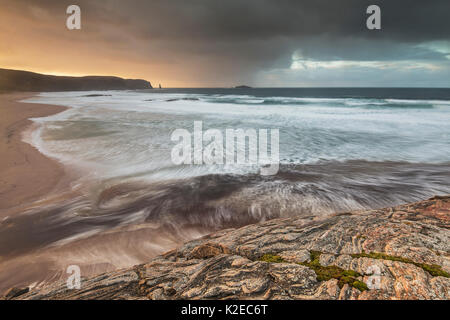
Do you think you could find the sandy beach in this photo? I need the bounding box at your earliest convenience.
[0,94,200,293]
[0,93,67,216]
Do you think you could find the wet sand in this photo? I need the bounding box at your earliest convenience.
[0,93,67,217]
[0,94,201,294]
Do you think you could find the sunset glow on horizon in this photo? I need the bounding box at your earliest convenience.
[1,0,449,88]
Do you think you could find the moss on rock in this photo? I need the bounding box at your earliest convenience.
[260,253,285,263]
[351,252,450,278]
[299,251,368,291]
[259,251,369,292]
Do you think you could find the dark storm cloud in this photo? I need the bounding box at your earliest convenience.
[9,1,450,46]
[3,0,450,86]
[76,0,449,41]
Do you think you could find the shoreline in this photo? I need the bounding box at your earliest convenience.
[0,95,202,294]
[0,93,68,217]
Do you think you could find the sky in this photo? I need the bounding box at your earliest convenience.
[0,0,449,87]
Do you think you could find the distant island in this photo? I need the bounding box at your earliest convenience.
[0,68,152,92]
[234,85,252,89]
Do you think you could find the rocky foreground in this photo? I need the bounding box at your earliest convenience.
[5,196,450,300]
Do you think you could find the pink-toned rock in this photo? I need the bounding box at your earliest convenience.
[10,195,450,300]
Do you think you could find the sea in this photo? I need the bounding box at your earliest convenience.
[3,88,449,274]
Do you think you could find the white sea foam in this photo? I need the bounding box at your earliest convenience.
[22,91,450,187]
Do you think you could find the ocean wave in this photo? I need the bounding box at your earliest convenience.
[198,95,448,109]
[1,160,449,258]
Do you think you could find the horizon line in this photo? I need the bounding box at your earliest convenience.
[2,67,449,90]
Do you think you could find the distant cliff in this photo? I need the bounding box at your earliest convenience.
[0,68,152,92]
